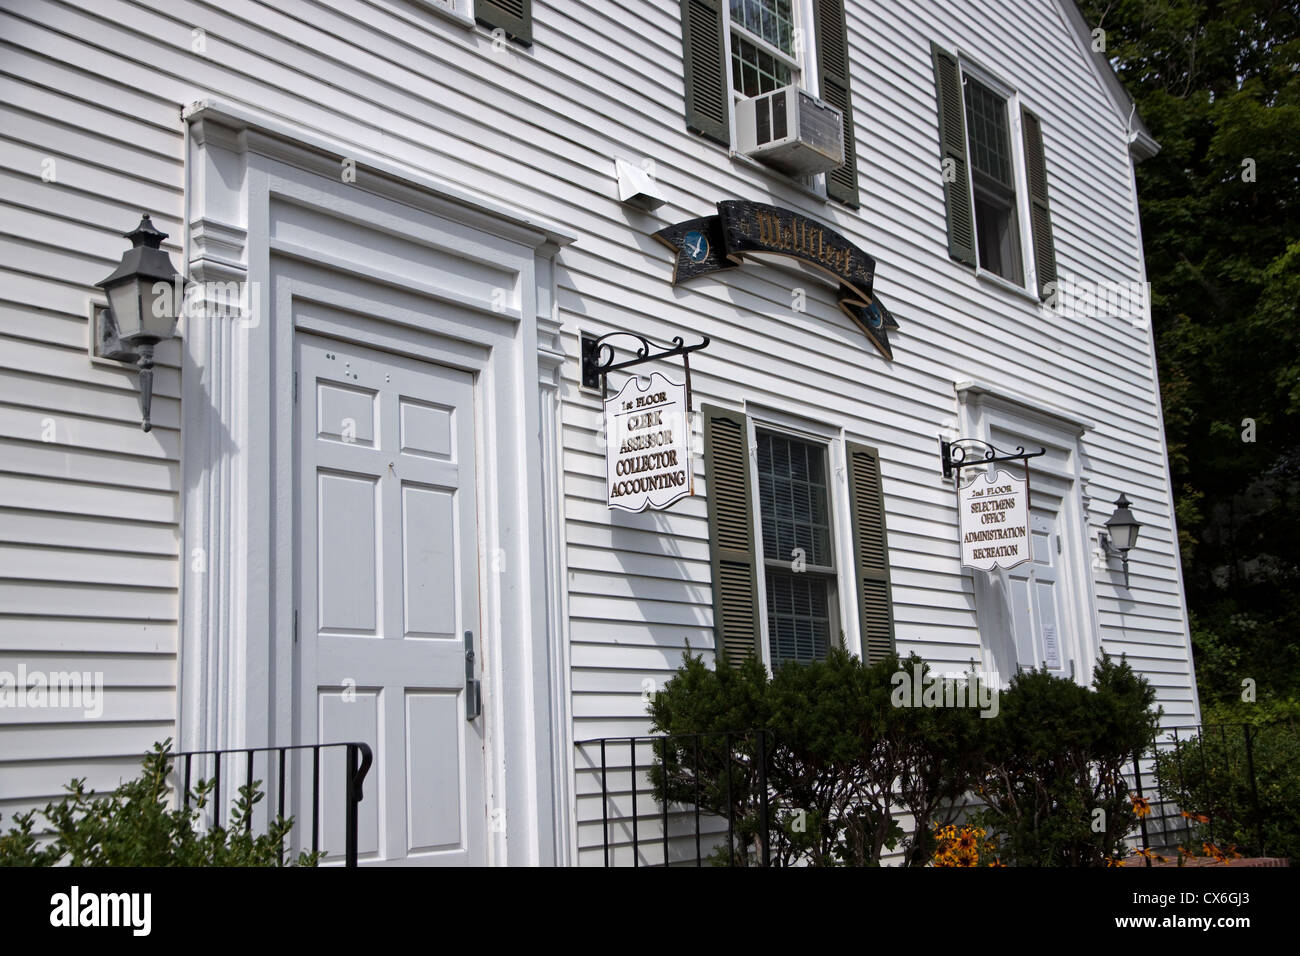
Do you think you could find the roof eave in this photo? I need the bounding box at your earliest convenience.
[1057,0,1161,163]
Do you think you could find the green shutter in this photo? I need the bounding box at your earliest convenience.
[703,404,760,664]
[680,0,729,146]
[930,43,976,267]
[845,442,894,665]
[476,0,532,46]
[813,0,859,207]
[1021,107,1058,300]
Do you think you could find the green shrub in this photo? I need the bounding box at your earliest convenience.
[648,648,1162,867]
[974,653,1161,867]
[1153,719,1300,860]
[0,740,319,867]
[648,647,988,866]
[645,650,772,865]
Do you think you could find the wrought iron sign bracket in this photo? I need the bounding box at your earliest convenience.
[581,330,710,404]
[940,437,1047,480]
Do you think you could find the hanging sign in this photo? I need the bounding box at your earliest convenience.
[958,468,1031,572]
[653,199,899,361]
[605,371,693,512]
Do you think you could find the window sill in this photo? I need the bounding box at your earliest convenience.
[728,149,831,206]
[975,267,1041,305]
[418,1,475,29]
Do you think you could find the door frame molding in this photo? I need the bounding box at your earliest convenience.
[178,97,574,865]
[954,379,1101,686]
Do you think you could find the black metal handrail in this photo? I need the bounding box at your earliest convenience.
[168,742,373,867]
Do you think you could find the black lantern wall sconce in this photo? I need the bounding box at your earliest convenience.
[1099,492,1142,587]
[93,214,188,432]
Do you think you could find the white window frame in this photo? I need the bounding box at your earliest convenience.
[743,403,861,669]
[955,56,1040,300]
[723,0,829,197]
[955,382,1100,687]
[421,0,476,29]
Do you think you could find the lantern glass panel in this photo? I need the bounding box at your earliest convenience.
[107,280,145,341]
[141,278,181,340]
[1110,520,1139,552]
[111,277,179,343]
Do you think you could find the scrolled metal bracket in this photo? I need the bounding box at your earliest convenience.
[940,436,1047,480]
[581,329,710,404]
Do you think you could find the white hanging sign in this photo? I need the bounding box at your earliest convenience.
[958,468,1031,572]
[604,371,693,512]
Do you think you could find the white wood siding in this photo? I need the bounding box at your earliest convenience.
[0,0,183,816]
[0,0,1194,863]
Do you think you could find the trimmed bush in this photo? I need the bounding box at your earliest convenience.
[973,653,1161,867]
[648,648,1163,866]
[648,648,988,866]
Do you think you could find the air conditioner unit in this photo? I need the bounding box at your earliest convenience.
[735,86,844,176]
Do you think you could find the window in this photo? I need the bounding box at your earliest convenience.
[963,77,1024,284]
[729,0,800,98]
[701,404,895,668]
[756,430,837,665]
[931,44,1058,299]
[678,0,860,206]
[423,1,533,46]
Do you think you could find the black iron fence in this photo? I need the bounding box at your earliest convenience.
[579,731,776,867]
[169,742,373,866]
[580,722,1286,867]
[1129,723,1277,861]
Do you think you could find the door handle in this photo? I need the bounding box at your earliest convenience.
[464,629,482,721]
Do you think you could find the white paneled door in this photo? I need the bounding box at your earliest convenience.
[1007,508,1066,675]
[295,333,485,865]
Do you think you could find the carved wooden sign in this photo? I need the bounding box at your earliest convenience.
[654,199,899,360]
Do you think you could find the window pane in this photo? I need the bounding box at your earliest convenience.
[963,78,1013,188]
[730,0,795,56]
[731,37,791,97]
[756,431,831,567]
[767,571,832,665]
[974,191,1025,284]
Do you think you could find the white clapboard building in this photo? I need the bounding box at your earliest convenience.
[0,0,1195,865]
